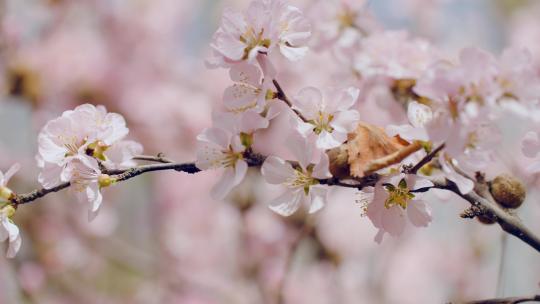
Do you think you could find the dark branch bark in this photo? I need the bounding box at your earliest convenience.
[405,142,445,174]
[433,178,540,253]
[272,79,309,123]
[8,146,540,254]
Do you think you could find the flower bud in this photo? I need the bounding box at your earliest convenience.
[489,174,526,209]
[98,174,116,188]
[0,186,14,201]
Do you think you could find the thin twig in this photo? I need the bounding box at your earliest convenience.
[406,142,445,174]
[272,79,309,123]
[133,154,174,163]
[9,147,540,255]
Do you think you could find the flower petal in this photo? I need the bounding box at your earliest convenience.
[211,160,247,200]
[407,101,433,128]
[331,110,359,133]
[407,200,432,227]
[382,206,406,237]
[3,163,20,186]
[262,156,295,184]
[308,186,327,214]
[292,87,322,119]
[268,190,303,216]
[316,130,343,149]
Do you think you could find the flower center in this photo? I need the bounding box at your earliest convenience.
[285,168,318,195]
[337,10,356,30]
[62,135,86,157]
[240,27,271,60]
[85,140,110,161]
[214,147,243,169]
[311,111,334,135]
[384,179,414,209]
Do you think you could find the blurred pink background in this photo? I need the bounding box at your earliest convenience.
[1,0,540,303]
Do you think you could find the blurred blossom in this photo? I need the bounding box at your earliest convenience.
[1,0,540,303]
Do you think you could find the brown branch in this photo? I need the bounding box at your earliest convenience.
[11,162,201,205]
[433,178,540,253]
[11,182,72,206]
[8,146,540,255]
[272,79,309,123]
[9,151,374,206]
[133,154,174,163]
[459,294,540,304]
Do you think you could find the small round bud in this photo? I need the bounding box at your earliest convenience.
[0,186,14,201]
[98,174,116,188]
[489,174,526,209]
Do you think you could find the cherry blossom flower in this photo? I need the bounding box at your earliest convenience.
[308,0,379,51]
[213,109,271,139]
[65,156,112,220]
[222,62,280,117]
[292,86,360,149]
[497,48,540,103]
[196,127,248,200]
[0,205,20,258]
[102,141,144,170]
[207,0,311,68]
[0,164,22,258]
[37,104,138,188]
[386,101,432,142]
[261,131,331,216]
[414,47,500,106]
[366,173,433,243]
[353,30,440,80]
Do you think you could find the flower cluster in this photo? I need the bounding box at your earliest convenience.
[207,0,311,68]
[200,0,540,244]
[5,0,540,261]
[37,104,142,219]
[199,0,363,216]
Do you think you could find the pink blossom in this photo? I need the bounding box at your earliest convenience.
[497,48,540,103]
[207,0,311,68]
[37,104,138,188]
[65,156,107,221]
[386,101,432,142]
[366,173,433,243]
[354,30,440,80]
[261,131,331,216]
[102,140,144,170]
[195,127,248,200]
[221,61,281,120]
[223,62,271,113]
[0,164,21,258]
[292,86,360,149]
[307,0,380,51]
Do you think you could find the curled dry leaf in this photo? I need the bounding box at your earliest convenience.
[328,122,421,178]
